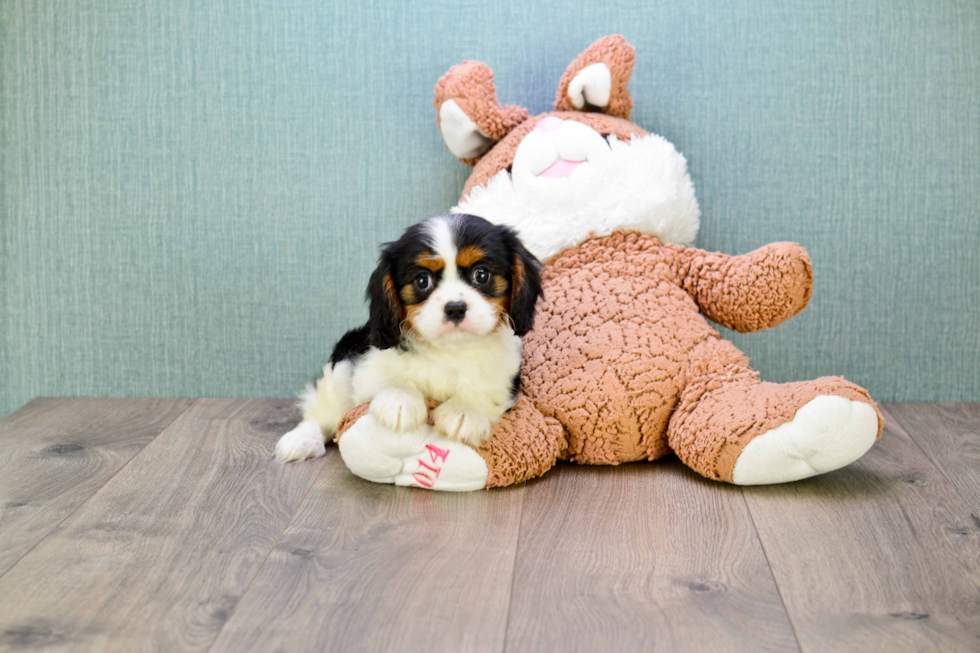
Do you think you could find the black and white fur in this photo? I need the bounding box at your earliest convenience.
[275,214,542,462]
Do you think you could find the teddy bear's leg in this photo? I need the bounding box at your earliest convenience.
[335,395,566,491]
[335,402,490,491]
[472,394,567,487]
[342,419,490,492]
[667,338,884,485]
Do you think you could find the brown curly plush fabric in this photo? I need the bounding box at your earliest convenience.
[514,231,883,481]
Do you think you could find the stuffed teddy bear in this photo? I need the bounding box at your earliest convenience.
[334,35,883,491]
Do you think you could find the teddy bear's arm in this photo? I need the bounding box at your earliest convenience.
[668,242,814,333]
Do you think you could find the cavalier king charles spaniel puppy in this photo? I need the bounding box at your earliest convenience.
[275,213,542,462]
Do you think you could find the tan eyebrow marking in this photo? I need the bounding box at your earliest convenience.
[414,254,445,272]
[457,245,485,268]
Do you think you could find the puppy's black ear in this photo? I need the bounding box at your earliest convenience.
[365,251,403,349]
[507,236,543,337]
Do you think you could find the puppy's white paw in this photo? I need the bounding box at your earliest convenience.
[432,403,492,447]
[275,420,327,462]
[369,388,428,432]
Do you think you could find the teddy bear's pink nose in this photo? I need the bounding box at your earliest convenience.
[534,116,564,133]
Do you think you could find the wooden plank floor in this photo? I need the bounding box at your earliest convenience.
[0,399,977,652]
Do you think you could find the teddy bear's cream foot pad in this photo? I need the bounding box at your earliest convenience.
[275,420,327,462]
[338,414,489,491]
[731,395,879,485]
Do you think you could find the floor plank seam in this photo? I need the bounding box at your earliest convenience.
[202,447,332,653]
[0,398,198,583]
[739,490,805,653]
[883,404,980,514]
[499,481,528,653]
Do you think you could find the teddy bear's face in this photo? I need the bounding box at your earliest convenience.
[449,110,700,262]
[434,37,701,261]
[456,111,648,197]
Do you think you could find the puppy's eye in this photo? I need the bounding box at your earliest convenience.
[471,266,491,286]
[414,272,432,291]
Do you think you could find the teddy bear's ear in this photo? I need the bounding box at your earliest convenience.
[434,61,529,165]
[554,35,635,120]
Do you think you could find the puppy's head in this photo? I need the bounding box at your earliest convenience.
[366,214,542,349]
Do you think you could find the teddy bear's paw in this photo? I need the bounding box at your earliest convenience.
[431,402,492,447]
[369,387,428,432]
[275,420,327,463]
[338,414,489,491]
[732,395,879,485]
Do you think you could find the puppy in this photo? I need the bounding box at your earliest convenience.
[275,213,543,462]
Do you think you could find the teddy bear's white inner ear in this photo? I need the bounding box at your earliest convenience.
[439,100,495,159]
[567,63,612,109]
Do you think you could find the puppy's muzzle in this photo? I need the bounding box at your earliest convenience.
[444,301,467,324]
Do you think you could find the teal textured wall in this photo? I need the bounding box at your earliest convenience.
[2,0,979,418]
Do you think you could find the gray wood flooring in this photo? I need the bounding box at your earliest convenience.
[0,398,977,652]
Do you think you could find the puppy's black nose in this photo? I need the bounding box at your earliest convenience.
[444,301,467,324]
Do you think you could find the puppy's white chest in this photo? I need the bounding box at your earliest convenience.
[351,331,522,407]
[415,352,501,400]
